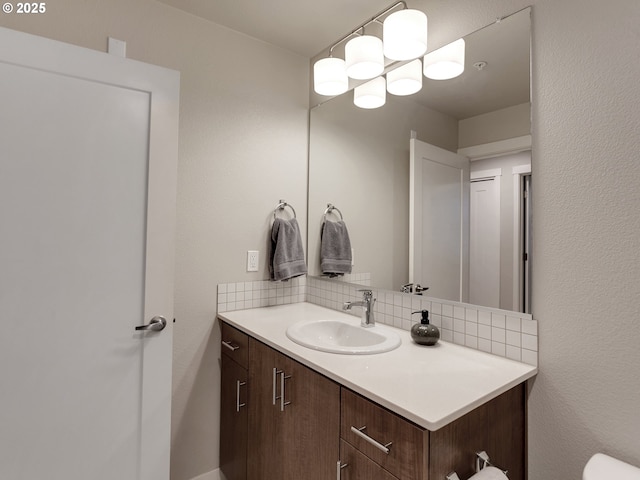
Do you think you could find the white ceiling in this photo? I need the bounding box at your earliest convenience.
[156,0,530,120]
[156,0,395,58]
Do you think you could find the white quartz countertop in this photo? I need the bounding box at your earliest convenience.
[218,302,537,431]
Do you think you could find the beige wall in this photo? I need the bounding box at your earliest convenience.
[2,2,309,479]
[4,0,640,480]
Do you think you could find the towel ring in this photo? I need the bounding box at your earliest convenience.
[323,203,344,221]
[273,200,297,220]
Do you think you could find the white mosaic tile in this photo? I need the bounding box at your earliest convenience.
[216,276,539,367]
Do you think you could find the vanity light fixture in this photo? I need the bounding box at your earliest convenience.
[313,1,426,94]
[313,2,465,108]
[354,76,386,109]
[423,38,466,80]
[383,9,428,61]
[345,35,384,80]
[313,57,349,96]
[386,58,422,96]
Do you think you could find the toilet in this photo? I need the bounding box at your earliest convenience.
[584,453,640,480]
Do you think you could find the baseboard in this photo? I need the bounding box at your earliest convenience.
[190,468,221,480]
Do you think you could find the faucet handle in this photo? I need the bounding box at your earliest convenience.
[357,289,373,299]
[401,283,413,293]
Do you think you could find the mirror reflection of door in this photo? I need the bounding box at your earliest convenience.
[522,174,532,314]
[410,138,470,303]
[469,171,501,308]
[469,152,532,313]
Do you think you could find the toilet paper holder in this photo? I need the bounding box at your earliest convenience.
[445,451,508,480]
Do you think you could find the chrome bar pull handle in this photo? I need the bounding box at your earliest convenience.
[280,372,291,411]
[135,315,167,332]
[272,368,282,405]
[222,340,239,351]
[336,461,348,479]
[350,426,392,454]
[236,380,246,412]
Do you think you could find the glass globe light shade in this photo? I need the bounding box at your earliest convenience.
[423,38,465,80]
[354,76,386,109]
[313,57,349,96]
[387,59,422,96]
[383,9,428,61]
[345,35,384,80]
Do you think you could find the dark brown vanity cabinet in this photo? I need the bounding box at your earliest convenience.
[219,320,525,480]
[247,337,340,480]
[340,386,525,480]
[220,323,249,480]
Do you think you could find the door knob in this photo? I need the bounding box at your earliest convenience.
[135,316,167,332]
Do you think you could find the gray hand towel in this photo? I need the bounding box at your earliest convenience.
[269,217,308,281]
[320,220,352,276]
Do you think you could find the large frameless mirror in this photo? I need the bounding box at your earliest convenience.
[308,8,532,314]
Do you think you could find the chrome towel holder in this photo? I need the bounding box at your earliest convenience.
[273,199,297,220]
[323,203,344,221]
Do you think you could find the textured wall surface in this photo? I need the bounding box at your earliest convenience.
[526,1,640,477]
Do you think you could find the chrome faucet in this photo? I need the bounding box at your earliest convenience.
[401,283,429,295]
[343,289,376,327]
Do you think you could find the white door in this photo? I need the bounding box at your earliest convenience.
[0,27,179,480]
[469,174,501,308]
[410,138,469,302]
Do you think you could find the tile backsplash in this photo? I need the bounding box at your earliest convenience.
[217,276,538,367]
[217,277,307,313]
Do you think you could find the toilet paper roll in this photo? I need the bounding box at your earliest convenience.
[469,466,509,480]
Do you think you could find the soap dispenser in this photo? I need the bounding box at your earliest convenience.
[411,310,440,346]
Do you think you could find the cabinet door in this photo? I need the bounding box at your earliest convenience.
[284,355,340,479]
[220,355,248,480]
[339,440,399,480]
[248,338,340,480]
[429,384,525,480]
[248,339,285,480]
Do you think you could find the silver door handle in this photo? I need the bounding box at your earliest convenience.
[273,368,282,405]
[280,371,291,411]
[135,316,167,332]
[222,340,240,351]
[350,426,392,454]
[336,461,348,479]
[236,380,246,412]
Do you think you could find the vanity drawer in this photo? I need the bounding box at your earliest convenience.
[220,321,249,369]
[341,388,428,480]
[340,439,399,480]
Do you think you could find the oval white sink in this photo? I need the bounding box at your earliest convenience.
[286,319,401,355]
